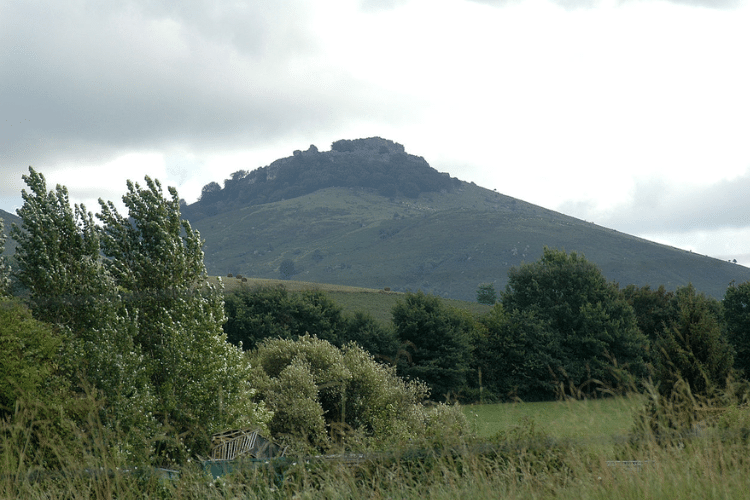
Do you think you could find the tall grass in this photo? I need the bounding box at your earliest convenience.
[3,385,750,498]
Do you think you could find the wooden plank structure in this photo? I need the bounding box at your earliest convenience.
[209,429,287,461]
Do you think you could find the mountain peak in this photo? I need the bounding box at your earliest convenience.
[185,138,459,221]
[330,137,405,154]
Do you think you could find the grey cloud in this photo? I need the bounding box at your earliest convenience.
[582,173,750,234]
[0,0,421,197]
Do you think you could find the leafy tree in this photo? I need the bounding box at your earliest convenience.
[343,311,400,362]
[475,304,558,401]
[476,283,497,305]
[654,284,735,397]
[199,181,222,203]
[224,286,348,349]
[723,281,750,380]
[97,177,270,459]
[621,284,678,344]
[11,167,112,330]
[248,335,432,452]
[279,258,296,279]
[501,247,648,392]
[10,168,155,456]
[392,291,474,401]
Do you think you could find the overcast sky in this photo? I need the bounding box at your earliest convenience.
[2,0,749,264]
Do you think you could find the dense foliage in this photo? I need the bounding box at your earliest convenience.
[653,284,734,397]
[9,168,270,463]
[184,137,460,220]
[247,335,464,452]
[499,247,649,396]
[0,298,61,418]
[723,280,750,380]
[392,291,475,401]
[224,286,349,349]
[475,305,558,401]
[224,285,399,360]
[476,282,497,305]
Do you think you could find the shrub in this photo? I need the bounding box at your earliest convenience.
[248,335,445,452]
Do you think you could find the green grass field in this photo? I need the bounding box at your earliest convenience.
[464,396,641,440]
[463,396,642,458]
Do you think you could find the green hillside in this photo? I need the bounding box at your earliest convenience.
[191,180,750,301]
[0,208,20,256]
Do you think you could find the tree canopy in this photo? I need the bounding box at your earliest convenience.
[654,284,734,397]
[500,247,648,394]
[248,334,466,452]
[392,291,474,401]
[723,281,750,380]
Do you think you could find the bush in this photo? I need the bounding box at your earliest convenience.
[248,335,448,452]
[0,299,62,418]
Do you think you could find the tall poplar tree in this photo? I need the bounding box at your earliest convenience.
[11,168,269,463]
[11,168,155,458]
[11,168,111,329]
[97,177,269,458]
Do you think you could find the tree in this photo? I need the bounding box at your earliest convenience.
[97,177,269,459]
[621,284,678,355]
[501,247,648,392]
[475,304,559,401]
[476,283,497,305]
[224,286,348,349]
[654,284,735,397]
[11,167,112,330]
[225,286,401,361]
[10,168,154,453]
[199,181,222,203]
[392,291,474,401]
[0,218,9,296]
[343,311,400,363]
[723,281,750,380]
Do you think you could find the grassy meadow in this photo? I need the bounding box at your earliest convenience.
[465,396,640,441]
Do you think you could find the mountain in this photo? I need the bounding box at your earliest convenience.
[0,208,20,257]
[182,138,750,301]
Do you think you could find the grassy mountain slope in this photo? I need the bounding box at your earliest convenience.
[0,209,20,256]
[191,181,750,301]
